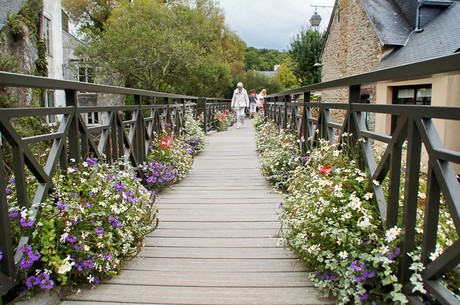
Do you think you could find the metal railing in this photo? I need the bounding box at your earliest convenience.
[0,72,230,297]
[264,53,460,304]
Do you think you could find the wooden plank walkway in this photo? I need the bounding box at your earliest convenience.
[60,119,333,305]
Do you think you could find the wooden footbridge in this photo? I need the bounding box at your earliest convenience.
[58,120,332,305]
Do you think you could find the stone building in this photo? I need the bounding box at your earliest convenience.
[320,0,460,170]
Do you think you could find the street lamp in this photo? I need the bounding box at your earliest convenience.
[310,9,322,28]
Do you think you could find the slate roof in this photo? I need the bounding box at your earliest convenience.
[0,0,28,29]
[360,0,412,46]
[375,2,460,70]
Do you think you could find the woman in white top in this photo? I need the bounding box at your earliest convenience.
[231,82,249,128]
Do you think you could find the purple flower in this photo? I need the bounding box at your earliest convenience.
[20,217,34,227]
[56,200,68,210]
[115,182,125,192]
[9,209,20,219]
[351,260,365,272]
[278,203,285,209]
[108,216,122,227]
[86,157,97,166]
[19,245,41,269]
[321,272,336,281]
[5,187,11,195]
[0,250,3,261]
[25,275,37,288]
[66,235,78,243]
[37,273,54,290]
[95,227,104,236]
[359,293,368,301]
[387,248,401,260]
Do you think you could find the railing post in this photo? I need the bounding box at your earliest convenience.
[65,89,80,163]
[284,95,289,130]
[134,95,145,164]
[301,91,311,153]
[201,98,207,134]
[399,118,422,287]
[0,138,16,297]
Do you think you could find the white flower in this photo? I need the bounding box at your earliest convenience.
[338,251,348,259]
[372,180,380,186]
[364,192,373,200]
[356,176,365,183]
[357,216,372,229]
[429,246,443,261]
[378,245,390,254]
[57,255,75,274]
[385,226,401,243]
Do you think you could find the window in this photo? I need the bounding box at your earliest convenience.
[78,67,94,83]
[391,85,432,133]
[394,85,431,105]
[44,16,52,55]
[86,112,99,125]
[45,90,56,124]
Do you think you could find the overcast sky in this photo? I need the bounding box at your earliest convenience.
[216,0,335,51]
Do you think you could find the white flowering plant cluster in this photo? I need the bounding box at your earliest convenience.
[182,111,207,156]
[6,158,157,293]
[255,120,302,189]
[279,138,407,304]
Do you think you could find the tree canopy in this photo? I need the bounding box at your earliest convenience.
[77,0,245,97]
[289,27,324,86]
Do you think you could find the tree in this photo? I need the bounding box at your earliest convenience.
[289,27,324,86]
[245,71,283,95]
[78,0,240,97]
[274,57,299,90]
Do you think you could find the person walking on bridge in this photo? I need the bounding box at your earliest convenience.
[231,82,249,129]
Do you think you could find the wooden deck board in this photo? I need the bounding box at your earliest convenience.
[59,120,333,305]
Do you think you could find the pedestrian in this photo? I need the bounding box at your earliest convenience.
[257,89,267,112]
[248,89,257,119]
[231,82,249,129]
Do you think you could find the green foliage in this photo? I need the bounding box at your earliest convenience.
[244,47,288,71]
[0,54,20,73]
[5,0,43,40]
[274,57,300,90]
[289,27,324,86]
[35,41,48,77]
[245,70,283,95]
[78,0,240,97]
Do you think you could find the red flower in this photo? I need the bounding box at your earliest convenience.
[160,135,172,148]
[319,165,333,174]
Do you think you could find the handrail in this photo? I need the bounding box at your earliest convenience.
[267,53,460,97]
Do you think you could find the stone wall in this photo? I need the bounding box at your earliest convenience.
[320,0,386,129]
